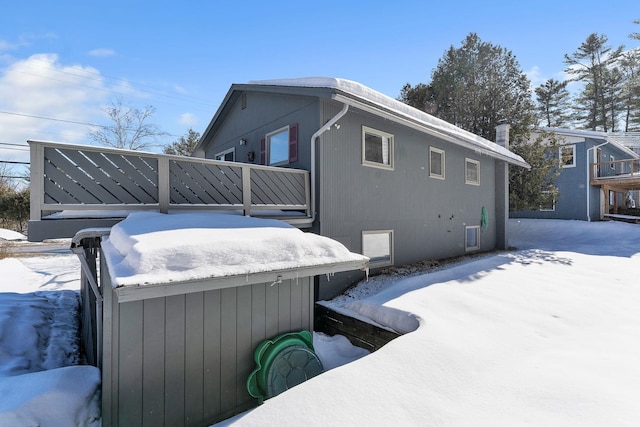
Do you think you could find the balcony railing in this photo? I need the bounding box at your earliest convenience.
[590,158,640,184]
[29,140,311,223]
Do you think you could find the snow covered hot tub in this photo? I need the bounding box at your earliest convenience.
[94,212,368,426]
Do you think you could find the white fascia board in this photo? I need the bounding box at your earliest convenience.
[333,94,530,169]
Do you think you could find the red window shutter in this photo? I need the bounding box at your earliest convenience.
[289,123,298,163]
[260,137,266,165]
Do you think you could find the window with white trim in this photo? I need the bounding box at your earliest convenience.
[560,145,576,168]
[610,155,615,171]
[539,190,555,211]
[214,148,235,161]
[465,226,480,251]
[429,147,445,179]
[465,158,480,185]
[362,126,393,169]
[362,230,393,266]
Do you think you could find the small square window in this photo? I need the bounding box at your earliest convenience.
[429,147,445,179]
[362,126,393,169]
[362,230,393,266]
[465,226,480,251]
[560,145,576,168]
[266,126,290,165]
[539,190,555,211]
[465,158,480,185]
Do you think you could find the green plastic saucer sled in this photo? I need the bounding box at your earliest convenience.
[247,330,324,404]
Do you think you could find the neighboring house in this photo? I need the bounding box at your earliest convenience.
[511,128,640,222]
[194,77,530,299]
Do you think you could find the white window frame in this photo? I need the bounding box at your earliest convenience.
[429,147,445,179]
[465,158,480,185]
[560,144,576,168]
[465,226,480,252]
[610,155,615,171]
[362,126,394,170]
[539,190,556,211]
[266,125,290,166]
[362,230,394,267]
[214,147,235,162]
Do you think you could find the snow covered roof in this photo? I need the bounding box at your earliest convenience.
[538,127,640,158]
[101,212,369,287]
[246,77,529,168]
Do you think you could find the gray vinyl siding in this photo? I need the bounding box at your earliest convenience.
[203,91,321,169]
[101,255,314,427]
[317,101,498,299]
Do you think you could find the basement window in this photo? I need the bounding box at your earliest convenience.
[539,190,555,211]
[362,230,393,267]
[465,226,480,252]
[362,126,393,169]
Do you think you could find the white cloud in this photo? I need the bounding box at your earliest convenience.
[0,53,108,161]
[88,48,116,57]
[178,112,198,126]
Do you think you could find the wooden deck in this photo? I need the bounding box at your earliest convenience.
[590,159,640,219]
[28,140,312,241]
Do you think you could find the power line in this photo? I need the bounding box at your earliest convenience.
[0,160,30,165]
[0,142,28,147]
[0,110,187,139]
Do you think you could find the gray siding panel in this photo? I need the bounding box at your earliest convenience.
[185,292,205,426]
[317,102,498,299]
[142,297,165,427]
[164,295,186,426]
[219,287,237,412]
[118,300,143,426]
[203,290,222,421]
[104,272,316,426]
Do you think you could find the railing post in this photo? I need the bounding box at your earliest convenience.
[158,157,170,213]
[29,141,44,221]
[242,166,251,216]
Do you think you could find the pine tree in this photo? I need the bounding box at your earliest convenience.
[429,33,536,143]
[535,79,572,127]
[163,129,201,156]
[509,130,562,212]
[564,33,624,131]
[622,22,640,131]
[398,83,436,114]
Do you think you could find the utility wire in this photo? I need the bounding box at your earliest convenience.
[0,160,30,164]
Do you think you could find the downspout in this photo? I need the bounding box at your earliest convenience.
[310,103,349,224]
[586,141,609,221]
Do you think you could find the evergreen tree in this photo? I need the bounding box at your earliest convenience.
[509,130,562,212]
[398,83,436,113]
[564,33,624,131]
[163,128,201,156]
[622,22,640,131]
[429,33,536,143]
[535,79,572,127]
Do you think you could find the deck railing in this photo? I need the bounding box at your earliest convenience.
[29,140,311,222]
[590,158,640,181]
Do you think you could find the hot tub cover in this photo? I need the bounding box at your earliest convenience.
[101,212,368,287]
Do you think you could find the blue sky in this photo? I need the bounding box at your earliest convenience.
[1,0,638,178]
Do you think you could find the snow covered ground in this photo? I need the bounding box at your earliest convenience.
[1,218,640,426]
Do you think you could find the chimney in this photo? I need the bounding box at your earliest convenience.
[495,120,510,148]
